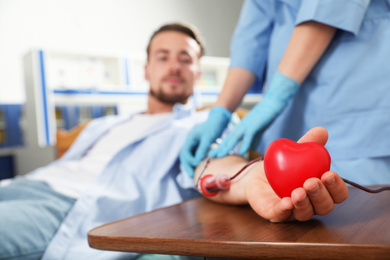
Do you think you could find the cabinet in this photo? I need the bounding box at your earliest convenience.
[23,49,246,146]
[17,49,261,175]
[0,155,14,180]
[0,104,24,148]
[0,104,24,179]
[55,105,118,131]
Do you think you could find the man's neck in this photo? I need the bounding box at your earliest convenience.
[146,96,175,114]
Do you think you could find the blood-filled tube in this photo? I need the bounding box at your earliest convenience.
[199,174,231,197]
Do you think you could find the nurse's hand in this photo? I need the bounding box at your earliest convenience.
[209,71,300,158]
[180,106,231,177]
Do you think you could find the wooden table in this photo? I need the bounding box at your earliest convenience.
[88,186,390,259]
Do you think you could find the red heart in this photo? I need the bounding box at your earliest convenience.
[264,139,331,198]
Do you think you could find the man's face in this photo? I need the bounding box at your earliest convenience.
[145,31,201,104]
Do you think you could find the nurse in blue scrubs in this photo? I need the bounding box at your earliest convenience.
[181,0,390,185]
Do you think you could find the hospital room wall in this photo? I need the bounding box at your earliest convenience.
[0,0,244,104]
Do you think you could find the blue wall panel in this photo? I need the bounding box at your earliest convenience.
[0,104,24,148]
[0,155,15,180]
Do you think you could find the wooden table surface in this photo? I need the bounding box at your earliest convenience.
[88,186,390,259]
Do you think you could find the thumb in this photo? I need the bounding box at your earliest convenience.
[297,127,328,146]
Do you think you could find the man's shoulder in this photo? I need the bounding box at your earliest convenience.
[175,109,209,123]
[89,114,131,126]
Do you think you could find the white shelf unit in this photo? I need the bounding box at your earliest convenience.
[16,49,261,175]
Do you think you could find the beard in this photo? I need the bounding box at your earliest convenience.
[149,76,192,104]
[149,88,190,104]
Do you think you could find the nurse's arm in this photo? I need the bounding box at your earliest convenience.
[215,67,256,112]
[215,21,336,113]
[278,21,337,84]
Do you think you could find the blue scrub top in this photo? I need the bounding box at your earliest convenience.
[230,0,390,162]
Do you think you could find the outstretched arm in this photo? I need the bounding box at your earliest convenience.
[194,127,348,222]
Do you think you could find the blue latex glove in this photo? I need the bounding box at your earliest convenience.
[180,106,232,177]
[209,71,300,158]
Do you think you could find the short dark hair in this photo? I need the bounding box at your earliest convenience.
[146,22,205,60]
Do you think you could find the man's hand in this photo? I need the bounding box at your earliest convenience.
[245,127,348,222]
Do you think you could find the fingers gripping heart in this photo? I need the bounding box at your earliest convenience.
[264,139,331,198]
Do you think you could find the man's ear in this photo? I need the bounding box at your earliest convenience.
[197,70,202,80]
[144,64,150,81]
[195,66,201,82]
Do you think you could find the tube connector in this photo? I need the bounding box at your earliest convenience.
[199,174,231,197]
